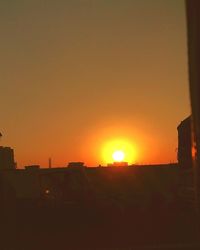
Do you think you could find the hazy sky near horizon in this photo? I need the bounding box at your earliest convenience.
[0,0,190,167]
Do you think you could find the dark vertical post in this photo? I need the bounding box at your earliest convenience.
[186,0,200,214]
[49,157,52,168]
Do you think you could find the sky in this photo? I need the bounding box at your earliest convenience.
[0,0,190,168]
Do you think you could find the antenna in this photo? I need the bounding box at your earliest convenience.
[48,157,52,168]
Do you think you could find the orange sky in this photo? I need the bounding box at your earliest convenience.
[0,1,190,167]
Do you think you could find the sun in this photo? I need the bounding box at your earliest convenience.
[102,138,138,165]
[112,150,125,162]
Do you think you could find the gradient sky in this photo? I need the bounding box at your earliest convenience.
[0,0,190,168]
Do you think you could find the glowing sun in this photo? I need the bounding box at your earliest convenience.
[112,150,125,162]
[102,138,138,165]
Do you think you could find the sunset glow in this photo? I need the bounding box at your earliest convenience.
[0,1,187,167]
[102,138,138,165]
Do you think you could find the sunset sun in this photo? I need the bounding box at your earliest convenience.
[112,150,125,162]
[102,138,138,165]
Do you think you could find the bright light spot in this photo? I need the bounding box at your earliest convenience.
[112,150,125,162]
[102,138,138,165]
[45,189,50,194]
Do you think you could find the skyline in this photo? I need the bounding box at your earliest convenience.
[0,0,190,167]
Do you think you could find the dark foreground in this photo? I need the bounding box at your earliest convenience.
[1,165,199,249]
[2,201,200,250]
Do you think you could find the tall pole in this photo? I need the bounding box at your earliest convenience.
[186,0,200,214]
[49,157,52,168]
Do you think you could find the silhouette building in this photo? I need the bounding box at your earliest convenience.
[25,165,40,170]
[67,162,85,168]
[0,146,15,170]
[177,116,192,168]
[107,162,128,167]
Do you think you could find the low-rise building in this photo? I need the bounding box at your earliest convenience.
[0,146,15,170]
